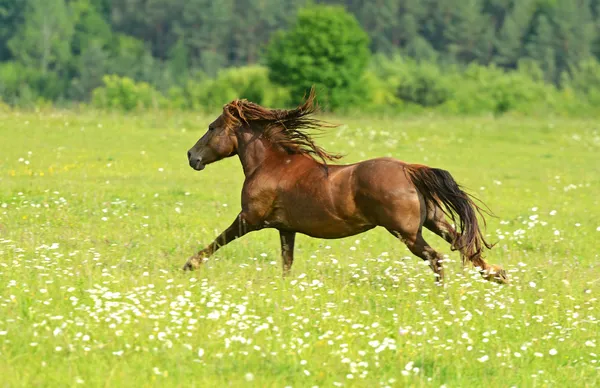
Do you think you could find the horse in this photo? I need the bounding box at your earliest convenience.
[184,89,508,285]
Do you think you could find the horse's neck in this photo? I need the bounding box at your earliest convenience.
[236,131,283,177]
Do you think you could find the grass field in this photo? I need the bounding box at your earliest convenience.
[0,110,599,387]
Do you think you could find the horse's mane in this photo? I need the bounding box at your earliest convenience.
[222,88,342,165]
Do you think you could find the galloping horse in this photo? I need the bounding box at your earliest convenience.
[184,89,508,284]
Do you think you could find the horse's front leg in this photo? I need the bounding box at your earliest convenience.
[279,230,296,277]
[183,213,259,271]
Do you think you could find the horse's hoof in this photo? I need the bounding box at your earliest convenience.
[493,270,509,284]
[486,265,509,284]
[182,257,201,271]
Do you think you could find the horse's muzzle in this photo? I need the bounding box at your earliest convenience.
[189,158,205,171]
[188,153,205,171]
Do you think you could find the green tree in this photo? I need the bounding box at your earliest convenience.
[265,5,370,109]
[178,0,234,75]
[108,34,157,83]
[493,0,536,68]
[352,0,400,54]
[69,41,108,99]
[592,0,600,57]
[167,38,189,86]
[526,14,557,83]
[482,0,512,28]
[91,0,111,21]
[552,0,595,81]
[228,0,303,66]
[442,0,495,64]
[7,0,75,74]
[563,58,600,104]
[526,0,595,84]
[71,0,113,55]
[0,0,25,60]
[110,0,183,59]
[377,0,436,61]
[65,0,113,100]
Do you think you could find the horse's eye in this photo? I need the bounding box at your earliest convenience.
[208,127,215,131]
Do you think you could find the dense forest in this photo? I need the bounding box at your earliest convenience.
[1,0,600,113]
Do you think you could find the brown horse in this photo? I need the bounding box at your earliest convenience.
[184,90,508,284]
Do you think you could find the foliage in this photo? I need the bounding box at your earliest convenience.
[372,54,452,107]
[68,41,109,100]
[1,1,600,114]
[169,66,291,111]
[92,74,164,111]
[562,58,600,105]
[90,66,290,112]
[442,63,557,115]
[71,0,113,55]
[365,54,599,116]
[265,5,371,110]
[0,61,65,106]
[107,34,158,84]
[0,0,26,60]
[7,0,75,74]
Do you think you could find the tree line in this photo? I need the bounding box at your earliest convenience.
[1,0,600,113]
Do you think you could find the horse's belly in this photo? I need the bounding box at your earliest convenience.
[297,223,376,239]
[267,205,374,239]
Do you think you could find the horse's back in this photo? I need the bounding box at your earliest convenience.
[353,157,414,193]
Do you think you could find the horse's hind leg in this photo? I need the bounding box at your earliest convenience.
[423,204,464,264]
[423,204,508,284]
[423,205,457,244]
[375,194,445,282]
[389,228,446,283]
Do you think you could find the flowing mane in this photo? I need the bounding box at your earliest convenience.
[221,88,342,165]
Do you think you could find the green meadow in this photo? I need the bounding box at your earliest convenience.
[0,111,598,387]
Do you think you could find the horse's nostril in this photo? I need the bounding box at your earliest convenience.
[187,151,191,160]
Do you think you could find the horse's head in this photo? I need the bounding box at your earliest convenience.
[187,112,239,171]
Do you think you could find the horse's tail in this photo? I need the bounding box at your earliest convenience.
[404,164,494,268]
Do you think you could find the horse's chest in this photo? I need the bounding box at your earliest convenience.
[245,188,327,227]
[241,181,278,225]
